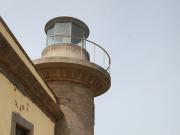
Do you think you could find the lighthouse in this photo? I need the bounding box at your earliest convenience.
[34,16,111,135]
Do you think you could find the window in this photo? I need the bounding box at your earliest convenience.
[11,112,34,135]
[16,125,28,135]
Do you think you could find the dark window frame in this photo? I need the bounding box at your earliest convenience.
[10,112,34,135]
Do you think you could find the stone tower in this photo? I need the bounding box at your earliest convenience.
[34,16,111,135]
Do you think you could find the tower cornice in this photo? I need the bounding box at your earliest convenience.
[34,57,111,97]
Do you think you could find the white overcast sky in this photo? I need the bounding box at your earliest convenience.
[1,0,180,135]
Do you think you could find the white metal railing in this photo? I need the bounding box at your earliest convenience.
[47,35,111,73]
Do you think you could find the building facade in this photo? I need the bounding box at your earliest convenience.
[0,16,111,135]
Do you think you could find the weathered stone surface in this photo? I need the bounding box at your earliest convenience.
[42,44,90,61]
[48,81,94,135]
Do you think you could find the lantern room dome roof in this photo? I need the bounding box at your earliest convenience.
[45,16,90,38]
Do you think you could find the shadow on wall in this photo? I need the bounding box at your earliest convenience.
[55,115,70,135]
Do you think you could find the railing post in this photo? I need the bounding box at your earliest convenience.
[65,42,67,52]
[84,38,86,49]
[81,38,83,60]
[103,51,105,68]
[94,44,96,63]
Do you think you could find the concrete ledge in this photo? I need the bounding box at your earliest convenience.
[34,57,111,97]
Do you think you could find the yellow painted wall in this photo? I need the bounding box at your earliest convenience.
[0,73,55,135]
[0,21,56,102]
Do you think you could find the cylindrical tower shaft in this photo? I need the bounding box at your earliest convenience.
[49,81,94,135]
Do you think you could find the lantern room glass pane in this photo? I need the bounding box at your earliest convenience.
[54,23,71,44]
[54,23,71,36]
[71,23,84,45]
[47,27,54,46]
